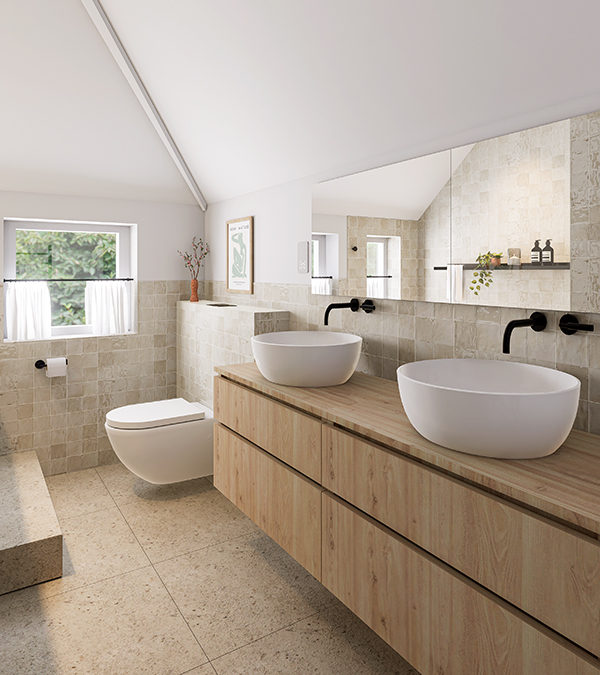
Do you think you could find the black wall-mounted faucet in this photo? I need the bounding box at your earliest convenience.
[324,298,376,326]
[502,312,547,354]
[559,313,595,335]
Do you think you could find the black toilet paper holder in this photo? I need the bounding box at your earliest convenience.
[35,359,68,370]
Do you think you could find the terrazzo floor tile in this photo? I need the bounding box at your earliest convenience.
[155,531,335,660]
[97,461,213,506]
[0,566,207,675]
[186,665,218,675]
[118,486,261,563]
[35,506,151,598]
[46,467,115,520]
[210,601,419,675]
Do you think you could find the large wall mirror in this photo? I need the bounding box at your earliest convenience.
[311,111,599,313]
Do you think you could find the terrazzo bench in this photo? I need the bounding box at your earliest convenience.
[0,451,62,595]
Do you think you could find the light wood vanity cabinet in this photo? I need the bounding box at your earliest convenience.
[214,365,600,675]
[322,493,600,675]
[214,423,323,579]
[323,424,600,657]
[214,375,321,482]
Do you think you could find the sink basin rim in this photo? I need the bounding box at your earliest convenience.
[251,331,362,387]
[252,331,361,348]
[398,358,580,397]
[396,359,581,460]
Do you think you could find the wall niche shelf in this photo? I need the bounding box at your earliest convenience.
[434,262,570,271]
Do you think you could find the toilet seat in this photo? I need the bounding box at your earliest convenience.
[106,398,208,430]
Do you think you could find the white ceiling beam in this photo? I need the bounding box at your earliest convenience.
[80,0,207,211]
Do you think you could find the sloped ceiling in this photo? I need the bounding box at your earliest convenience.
[97,0,600,204]
[0,0,195,204]
[4,1,600,206]
[312,145,474,221]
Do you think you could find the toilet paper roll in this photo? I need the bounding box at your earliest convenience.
[45,357,68,378]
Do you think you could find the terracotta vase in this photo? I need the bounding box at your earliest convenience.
[190,278,199,302]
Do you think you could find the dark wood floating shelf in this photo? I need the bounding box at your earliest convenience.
[434,262,570,271]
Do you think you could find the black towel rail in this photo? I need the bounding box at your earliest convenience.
[4,278,134,282]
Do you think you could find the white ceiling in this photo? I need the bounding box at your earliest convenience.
[97,0,600,204]
[312,145,474,220]
[0,0,195,204]
[4,1,600,206]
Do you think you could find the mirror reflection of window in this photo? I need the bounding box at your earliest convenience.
[311,234,332,294]
[367,236,389,298]
[311,235,324,277]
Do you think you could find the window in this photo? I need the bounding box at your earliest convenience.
[367,236,389,298]
[311,235,326,278]
[4,218,135,339]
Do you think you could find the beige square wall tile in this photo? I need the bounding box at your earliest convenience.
[156,532,335,660]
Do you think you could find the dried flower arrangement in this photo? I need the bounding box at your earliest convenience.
[178,237,210,280]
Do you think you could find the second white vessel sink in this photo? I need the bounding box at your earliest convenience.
[397,359,580,459]
[252,331,362,387]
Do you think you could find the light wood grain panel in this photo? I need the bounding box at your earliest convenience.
[323,425,600,656]
[214,423,323,579]
[214,375,321,482]
[322,493,600,675]
[215,362,600,535]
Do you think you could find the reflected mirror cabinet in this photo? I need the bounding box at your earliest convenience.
[311,111,600,312]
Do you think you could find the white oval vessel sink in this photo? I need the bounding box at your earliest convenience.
[397,359,580,459]
[252,331,362,387]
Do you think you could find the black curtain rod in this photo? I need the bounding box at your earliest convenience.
[311,275,333,279]
[3,278,134,282]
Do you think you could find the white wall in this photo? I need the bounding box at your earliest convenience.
[0,190,204,281]
[205,178,312,286]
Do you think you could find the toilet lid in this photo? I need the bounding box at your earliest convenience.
[106,398,206,430]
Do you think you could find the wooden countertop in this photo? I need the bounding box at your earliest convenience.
[215,362,600,538]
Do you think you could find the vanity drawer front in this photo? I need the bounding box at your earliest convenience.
[322,493,600,675]
[214,376,321,482]
[323,425,600,656]
[214,423,323,579]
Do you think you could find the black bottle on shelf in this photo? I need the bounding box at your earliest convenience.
[542,239,554,265]
[531,240,542,265]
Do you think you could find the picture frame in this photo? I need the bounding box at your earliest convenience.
[226,216,254,294]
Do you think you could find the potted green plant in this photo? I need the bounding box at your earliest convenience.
[469,251,503,296]
[178,237,210,302]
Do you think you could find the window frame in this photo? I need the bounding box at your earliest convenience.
[3,217,136,339]
[311,234,327,278]
[367,235,389,298]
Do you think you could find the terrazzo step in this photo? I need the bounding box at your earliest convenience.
[0,451,62,595]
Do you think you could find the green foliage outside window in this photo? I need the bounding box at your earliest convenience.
[15,230,117,326]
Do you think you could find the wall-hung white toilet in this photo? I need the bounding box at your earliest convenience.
[105,398,214,484]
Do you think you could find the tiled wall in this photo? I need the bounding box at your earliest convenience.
[451,119,570,309]
[418,181,451,302]
[340,217,420,300]
[0,280,189,476]
[204,280,600,436]
[571,111,600,313]
[177,300,289,409]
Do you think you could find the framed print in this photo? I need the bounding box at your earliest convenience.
[226,216,254,294]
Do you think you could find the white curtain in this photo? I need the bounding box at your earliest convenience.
[311,278,333,295]
[367,277,386,298]
[85,280,132,336]
[5,281,52,341]
[446,264,464,303]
